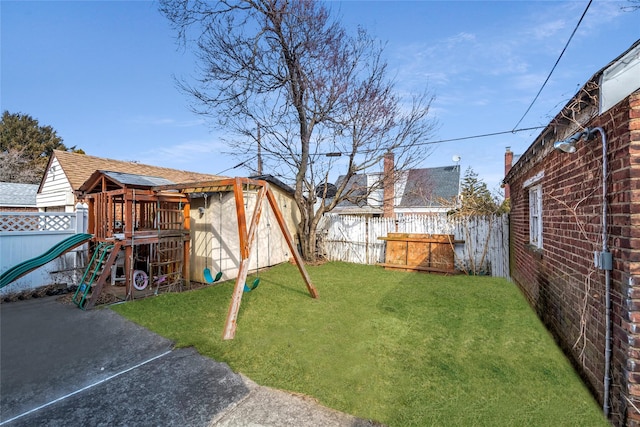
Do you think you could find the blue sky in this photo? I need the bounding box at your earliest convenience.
[2,1,638,194]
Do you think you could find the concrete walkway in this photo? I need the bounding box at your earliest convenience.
[0,296,380,426]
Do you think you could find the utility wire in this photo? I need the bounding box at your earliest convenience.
[395,126,545,149]
[319,125,546,157]
[216,125,546,168]
[511,0,593,131]
[215,157,255,175]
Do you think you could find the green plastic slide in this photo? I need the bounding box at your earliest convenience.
[0,233,93,289]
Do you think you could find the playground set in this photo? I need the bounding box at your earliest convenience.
[0,172,318,340]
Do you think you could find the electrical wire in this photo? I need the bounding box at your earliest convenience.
[232,126,547,161]
[215,125,546,172]
[316,125,546,157]
[215,157,255,175]
[376,125,546,151]
[511,0,593,131]
[212,3,592,175]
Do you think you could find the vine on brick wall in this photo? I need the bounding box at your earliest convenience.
[548,168,603,367]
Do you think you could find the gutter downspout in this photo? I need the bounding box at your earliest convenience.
[590,126,611,418]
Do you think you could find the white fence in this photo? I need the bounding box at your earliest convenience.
[1,206,89,296]
[0,212,76,232]
[318,214,510,278]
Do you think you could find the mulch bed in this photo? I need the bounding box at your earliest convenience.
[1,283,71,304]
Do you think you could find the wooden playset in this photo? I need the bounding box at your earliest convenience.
[73,172,317,339]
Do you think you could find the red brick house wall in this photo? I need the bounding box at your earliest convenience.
[506,90,640,425]
[624,92,640,425]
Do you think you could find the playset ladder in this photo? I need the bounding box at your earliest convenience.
[72,241,121,310]
[150,236,184,292]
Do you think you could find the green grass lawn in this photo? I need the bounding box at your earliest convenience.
[111,262,606,426]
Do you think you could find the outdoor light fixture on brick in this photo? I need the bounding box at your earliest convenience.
[553,130,587,153]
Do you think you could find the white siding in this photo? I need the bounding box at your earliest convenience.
[190,188,299,283]
[367,173,383,207]
[36,157,75,211]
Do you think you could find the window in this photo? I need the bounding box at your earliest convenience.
[529,184,543,248]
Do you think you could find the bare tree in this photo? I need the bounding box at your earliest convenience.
[160,0,437,261]
[622,0,640,11]
[0,148,42,184]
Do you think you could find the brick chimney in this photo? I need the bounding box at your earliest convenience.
[383,152,395,218]
[504,147,513,199]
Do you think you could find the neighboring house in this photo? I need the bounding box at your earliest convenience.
[37,150,222,212]
[331,153,461,217]
[503,40,640,426]
[0,182,38,212]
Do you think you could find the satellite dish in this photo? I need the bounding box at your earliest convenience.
[452,155,461,162]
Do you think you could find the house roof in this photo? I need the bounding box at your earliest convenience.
[335,165,460,209]
[400,166,460,207]
[40,150,224,193]
[334,174,369,208]
[0,182,38,207]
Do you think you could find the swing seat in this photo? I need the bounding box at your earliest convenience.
[204,268,223,284]
[243,278,260,292]
[204,267,214,283]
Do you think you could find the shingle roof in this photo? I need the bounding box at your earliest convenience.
[334,175,369,207]
[42,150,224,192]
[0,182,38,207]
[335,166,460,209]
[400,166,460,207]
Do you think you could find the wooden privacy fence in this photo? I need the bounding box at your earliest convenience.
[317,214,510,278]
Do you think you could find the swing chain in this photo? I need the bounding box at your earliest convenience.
[204,193,209,269]
[219,192,223,268]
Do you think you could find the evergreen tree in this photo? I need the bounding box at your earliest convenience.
[0,111,78,183]
[451,167,506,216]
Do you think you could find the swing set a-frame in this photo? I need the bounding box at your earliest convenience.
[154,177,318,340]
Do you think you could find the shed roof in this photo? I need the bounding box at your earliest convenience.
[249,174,295,196]
[40,150,224,193]
[0,182,39,207]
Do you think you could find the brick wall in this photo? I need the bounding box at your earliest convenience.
[507,90,640,425]
[624,91,640,425]
[0,207,38,212]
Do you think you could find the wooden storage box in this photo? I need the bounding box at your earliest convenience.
[378,233,456,274]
